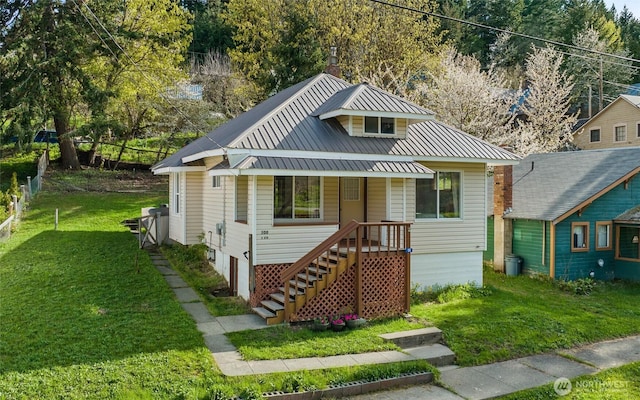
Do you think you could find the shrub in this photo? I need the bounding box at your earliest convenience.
[412,282,492,304]
[558,278,596,295]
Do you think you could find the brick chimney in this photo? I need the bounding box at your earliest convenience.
[325,46,341,78]
[493,165,513,273]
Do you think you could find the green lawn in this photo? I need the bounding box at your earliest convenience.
[0,182,432,399]
[500,361,640,399]
[411,268,640,366]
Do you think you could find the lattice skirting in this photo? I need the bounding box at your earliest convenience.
[252,255,407,321]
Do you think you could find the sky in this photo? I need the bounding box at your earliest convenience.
[604,1,640,19]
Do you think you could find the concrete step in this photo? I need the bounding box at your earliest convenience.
[379,327,443,348]
[404,343,456,367]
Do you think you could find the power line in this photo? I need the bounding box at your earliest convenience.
[369,0,640,66]
[71,0,224,152]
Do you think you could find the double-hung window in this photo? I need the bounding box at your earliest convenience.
[589,128,600,143]
[416,171,461,219]
[596,221,612,250]
[274,176,321,221]
[173,172,181,214]
[571,222,589,252]
[614,124,627,142]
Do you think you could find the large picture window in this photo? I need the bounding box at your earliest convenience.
[416,172,461,219]
[274,176,321,220]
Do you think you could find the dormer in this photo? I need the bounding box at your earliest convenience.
[313,81,435,139]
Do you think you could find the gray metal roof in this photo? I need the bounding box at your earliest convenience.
[226,156,434,176]
[312,82,435,117]
[504,147,640,221]
[153,73,518,171]
[620,94,640,108]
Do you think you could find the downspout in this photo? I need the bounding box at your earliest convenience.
[550,222,556,279]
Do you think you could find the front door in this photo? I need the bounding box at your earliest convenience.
[340,177,365,231]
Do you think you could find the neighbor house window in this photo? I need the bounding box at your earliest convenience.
[589,128,600,142]
[616,226,640,261]
[274,176,321,220]
[571,222,589,252]
[614,124,626,142]
[637,122,640,138]
[212,176,221,188]
[416,172,461,219]
[174,173,181,214]
[596,221,612,250]
[364,116,395,134]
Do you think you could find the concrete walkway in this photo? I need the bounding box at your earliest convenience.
[146,248,640,399]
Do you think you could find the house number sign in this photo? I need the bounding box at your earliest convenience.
[260,230,269,240]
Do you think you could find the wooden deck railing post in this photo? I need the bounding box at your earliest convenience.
[405,225,411,312]
[356,225,363,317]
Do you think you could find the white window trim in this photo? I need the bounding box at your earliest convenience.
[212,175,221,189]
[589,126,601,143]
[173,172,181,215]
[364,116,396,136]
[415,170,464,221]
[273,176,324,223]
[613,123,627,142]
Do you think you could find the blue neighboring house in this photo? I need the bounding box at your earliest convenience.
[487,147,640,281]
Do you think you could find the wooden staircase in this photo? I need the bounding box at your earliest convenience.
[252,220,360,325]
[252,220,412,325]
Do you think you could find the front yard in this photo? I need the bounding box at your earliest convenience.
[2,169,640,398]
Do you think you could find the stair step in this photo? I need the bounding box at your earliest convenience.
[403,343,456,367]
[261,300,284,313]
[270,292,289,304]
[297,273,319,282]
[289,279,310,290]
[311,259,341,269]
[379,327,443,348]
[280,286,304,297]
[252,306,275,319]
[308,266,328,275]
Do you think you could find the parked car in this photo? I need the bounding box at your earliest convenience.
[34,130,58,143]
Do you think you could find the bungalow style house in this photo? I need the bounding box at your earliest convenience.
[573,94,640,150]
[486,148,640,281]
[152,72,518,324]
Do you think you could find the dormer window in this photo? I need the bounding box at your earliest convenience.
[365,116,395,134]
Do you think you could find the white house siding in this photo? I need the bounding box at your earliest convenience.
[389,178,406,221]
[202,174,225,252]
[211,247,251,299]
[411,252,484,288]
[183,171,204,245]
[367,178,387,222]
[409,162,487,254]
[254,175,339,265]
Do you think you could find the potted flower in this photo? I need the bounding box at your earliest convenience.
[311,316,330,331]
[330,316,346,331]
[344,313,366,329]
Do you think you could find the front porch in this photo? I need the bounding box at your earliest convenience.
[251,221,412,324]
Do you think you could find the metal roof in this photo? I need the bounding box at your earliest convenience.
[504,147,640,222]
[313,82,435,118]
[153,73,519,172]
[615,205,640,224]
[219,156,434,177]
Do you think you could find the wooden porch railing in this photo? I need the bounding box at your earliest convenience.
[280,220,411,322]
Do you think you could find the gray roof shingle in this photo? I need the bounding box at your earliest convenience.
[504,147,640,221]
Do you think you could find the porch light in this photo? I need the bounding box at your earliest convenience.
[597,259,604,268]
[633,235,639,244]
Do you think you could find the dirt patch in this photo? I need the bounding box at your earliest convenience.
[43,167,168,193]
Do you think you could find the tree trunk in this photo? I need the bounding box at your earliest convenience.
[53,110,81,170]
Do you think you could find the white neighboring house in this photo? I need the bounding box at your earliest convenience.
[152,72,519,324]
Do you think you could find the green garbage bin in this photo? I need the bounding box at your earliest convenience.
[505,254,521,276]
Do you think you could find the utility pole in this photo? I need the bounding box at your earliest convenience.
[599,57,604,112]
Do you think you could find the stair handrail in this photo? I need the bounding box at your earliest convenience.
[281,219,360,283]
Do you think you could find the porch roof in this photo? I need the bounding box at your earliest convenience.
[210,156,435,178]
[615,205,640,224]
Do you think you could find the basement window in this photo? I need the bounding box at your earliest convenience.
[571,222,589,252]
